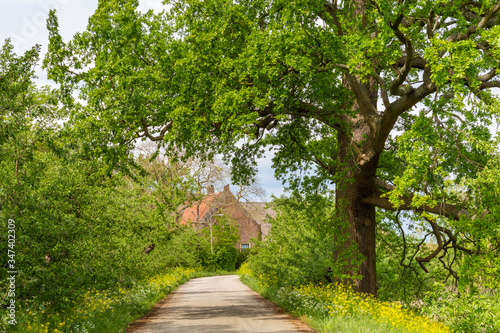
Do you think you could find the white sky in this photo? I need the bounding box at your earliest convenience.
[0,0,285,200]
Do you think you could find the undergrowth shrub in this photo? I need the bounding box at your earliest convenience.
[420,284,500,333]
[246,191,360,288]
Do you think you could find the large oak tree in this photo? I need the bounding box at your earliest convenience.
[45,0,500,295]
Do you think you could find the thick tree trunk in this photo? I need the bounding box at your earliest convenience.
[336,69,380,295]
[348,200,377,296]
[336,181,377,295]
[336,130,379,296]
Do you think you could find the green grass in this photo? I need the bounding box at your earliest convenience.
[308,314,407,333]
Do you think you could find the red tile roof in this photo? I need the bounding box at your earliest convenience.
[179,193,221,224]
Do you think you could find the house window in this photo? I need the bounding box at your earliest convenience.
[240,244,249,250]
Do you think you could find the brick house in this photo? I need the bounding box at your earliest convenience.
[179,185,274,250]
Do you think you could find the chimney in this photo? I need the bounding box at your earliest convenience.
[207,185,215,194]
[224,184,230,192]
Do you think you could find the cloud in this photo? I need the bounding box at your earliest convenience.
[255,151,287,200]
[1,0,99,54]
[138,0,168,13]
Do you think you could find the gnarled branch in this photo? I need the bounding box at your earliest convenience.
[363,179,466,220]
[139,118,172,142]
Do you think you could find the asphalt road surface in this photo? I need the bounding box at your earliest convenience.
[126,275,315,333]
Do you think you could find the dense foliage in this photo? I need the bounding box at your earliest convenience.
[248,190,360,287]
[201,217,240,271]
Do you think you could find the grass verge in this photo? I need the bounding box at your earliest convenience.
[237,264,450,333]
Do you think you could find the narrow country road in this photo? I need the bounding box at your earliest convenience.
[126,275,315,333]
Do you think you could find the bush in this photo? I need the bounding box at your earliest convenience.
[420,284,500,332]
[201,216,240,271]
[235,249,249,270]
[247,191,360,288]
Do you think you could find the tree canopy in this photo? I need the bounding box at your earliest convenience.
[44,0,500,295]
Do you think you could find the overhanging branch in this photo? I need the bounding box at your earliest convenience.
[363,179,466,220]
